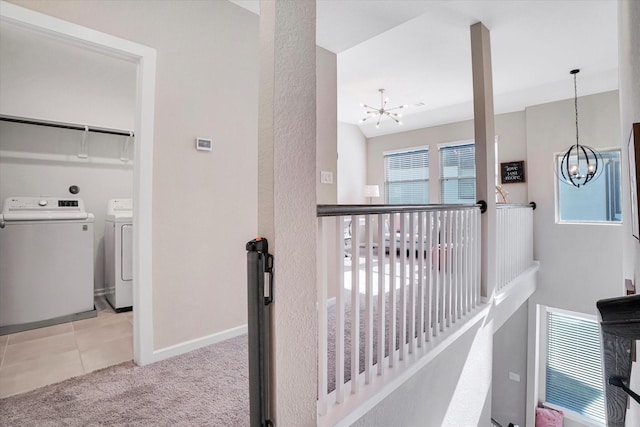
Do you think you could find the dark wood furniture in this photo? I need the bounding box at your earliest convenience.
[597,294,640,426]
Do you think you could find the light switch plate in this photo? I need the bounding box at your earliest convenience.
[509,371,521,382]
[321,171,333,184]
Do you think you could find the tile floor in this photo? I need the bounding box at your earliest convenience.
[0,298,133,398]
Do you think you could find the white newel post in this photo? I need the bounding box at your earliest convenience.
[470,22,497,300]
[258,1,317,425]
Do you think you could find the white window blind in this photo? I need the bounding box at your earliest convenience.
[545,310,605,424]
[384,149,429,204]
[439,144,475,204]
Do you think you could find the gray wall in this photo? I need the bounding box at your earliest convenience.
[618,1,640,425]
[352,321,493,427]
[366,111,528,205]
[317,46,338,205]
[7,0,260,350]
[525,90,622,426]
[492,303,528,427]
[337,122,367,204]
[525,91,622,317]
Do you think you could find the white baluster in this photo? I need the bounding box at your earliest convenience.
[351,214,360,395]
[389,213,397,368]
[317,217,328,415]
[335,216,345,403]
[377,213,386,376]
[417,211,425,348]
[399,212,407,360]
[408,212,416,354]
[364,215,374,384]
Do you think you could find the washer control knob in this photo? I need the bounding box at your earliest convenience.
[38,199,48,207]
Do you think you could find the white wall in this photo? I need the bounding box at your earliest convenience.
[317,46,338,205]
[492,303,528,427]
[337,121,367,204]
[0,122,133,293]
[366,111,529,205]
[351,321,493,427]
[525,91,622,316]
[0,22,135,130]
[0,22,136,295]
[8,0,260,350]
[618,2,640,426]
[525,90,622,426]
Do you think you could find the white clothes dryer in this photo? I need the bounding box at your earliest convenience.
[0,197,96,335]
[104,198,133,311]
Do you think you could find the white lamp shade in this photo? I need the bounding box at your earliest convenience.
[364,185,380,198]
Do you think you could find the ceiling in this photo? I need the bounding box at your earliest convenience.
[232,0,619,138]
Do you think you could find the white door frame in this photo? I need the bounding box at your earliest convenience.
[0,1,156,365]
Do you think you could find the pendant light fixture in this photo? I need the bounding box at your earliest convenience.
[359,89,407,128]
[556,69,603,188]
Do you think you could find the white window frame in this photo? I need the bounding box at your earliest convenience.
[383,145,430,205]
[537,305,605,427]
[438,140,476,204]
[554,147,623,225]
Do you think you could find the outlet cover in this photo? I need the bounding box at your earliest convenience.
[321,171,333,184]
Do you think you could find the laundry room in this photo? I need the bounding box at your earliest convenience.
[0,21,136,350]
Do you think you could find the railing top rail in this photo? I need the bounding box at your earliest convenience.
[317,203,480,217]
[496,202,536,210]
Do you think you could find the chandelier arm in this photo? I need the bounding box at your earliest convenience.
[559,149,571,181]
[376,114,382,128]
[387,114,401,124]
[385,105,405,111]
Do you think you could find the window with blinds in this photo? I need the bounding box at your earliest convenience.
[384,149,429,204]
[439,143,475,204]
[557,149,622,223]
[544,309,605,425]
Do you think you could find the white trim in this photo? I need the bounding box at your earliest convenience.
[543,402,605,427]
[437,138,475,150]
[383,145,430,156]
[0,1,157,366]
[537,305,604,425]
[544,305,598,322]
[150,324,248,362]
[554,148,623,225]
[493,261,539,305]
[318,303,491,427]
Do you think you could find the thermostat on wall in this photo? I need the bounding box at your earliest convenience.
[196,137,213,151]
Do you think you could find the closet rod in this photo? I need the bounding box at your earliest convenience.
[0,115,134,137]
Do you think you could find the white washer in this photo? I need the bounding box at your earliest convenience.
[0,196,96,334]
[104,198,133,311]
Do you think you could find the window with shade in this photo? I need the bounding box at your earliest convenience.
[384,148,429,204]
[556,149,622,223]
[541,307,605,425]
[439,143,475,204]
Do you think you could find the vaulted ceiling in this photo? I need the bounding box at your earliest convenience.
[233,0,618,138]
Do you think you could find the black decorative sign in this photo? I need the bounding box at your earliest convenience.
[501,161,525,184]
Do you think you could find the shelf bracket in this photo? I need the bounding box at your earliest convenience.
[78,125,89,158]
[120,131,132,162]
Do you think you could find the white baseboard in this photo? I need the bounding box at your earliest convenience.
[149,324,248,364]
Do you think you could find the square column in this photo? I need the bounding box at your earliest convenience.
[471,21,497,299]
[258,0,317,425]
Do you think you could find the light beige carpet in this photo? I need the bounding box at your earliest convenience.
[0,334,249,426]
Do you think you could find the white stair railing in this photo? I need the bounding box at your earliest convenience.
[316,204,481,423]
[495,204,535,292]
